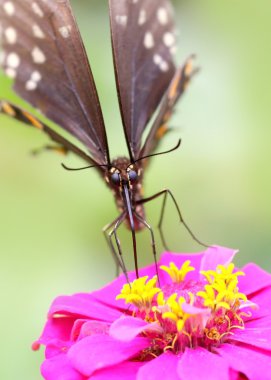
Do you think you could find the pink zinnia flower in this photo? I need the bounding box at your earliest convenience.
[34,246,271,380]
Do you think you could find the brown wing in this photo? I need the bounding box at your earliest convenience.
[109,0,177,160]
[140,56,197,158]
[0,99,107,172]
[0,0,110,165]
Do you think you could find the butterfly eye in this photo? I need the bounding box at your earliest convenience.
[128,170,138,184]
[111,172,121,186]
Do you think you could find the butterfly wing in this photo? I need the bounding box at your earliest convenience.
[109,0,177,160]
[0,100,106,171]
[0,0,109,165]
[140,56,197,158]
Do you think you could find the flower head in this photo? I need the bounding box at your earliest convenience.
[35,246,271,380]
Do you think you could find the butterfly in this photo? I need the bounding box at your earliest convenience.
[0,0,205,279]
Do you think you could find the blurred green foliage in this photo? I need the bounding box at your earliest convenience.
[0,0,270,379]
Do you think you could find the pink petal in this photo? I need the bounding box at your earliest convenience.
[76,320,109,340]
[229,327,271,351]
[91,361,143,380]
[41,353,83,380]
[44,339,72,359]
[71,319,89,341]
[68,335,150,377]
[110,316,162,342]
[182,303,210,316]
[159,251,204,282]
[239,299,258,311]
[249,286,271,319]
[216,343,271,380]
[177,347,230,380]
[136,262,158,279]
[137,352,180,380]
[200,246,237,273]
[229,368,241,380]
[239,263,271,295]
[38,317,76,346]
[49,293,122,322]
[246,316,271,328]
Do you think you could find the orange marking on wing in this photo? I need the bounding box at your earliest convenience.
[155,124,168,140]
[183,77,191,91]
[23,112,43,129]
[184,59,193,77]
[2,102,16,116]
[163,111,172,123]
[53,146,68,155]
[169,70,182,100]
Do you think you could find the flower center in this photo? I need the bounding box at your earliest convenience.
[117,260,250,358]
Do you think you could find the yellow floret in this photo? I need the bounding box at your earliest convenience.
[198,263,247,311]
[116,276,161,313]
[160,260,195,283]
[161,294,192,332]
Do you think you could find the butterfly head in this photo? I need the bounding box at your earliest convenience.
[105,157,142,191]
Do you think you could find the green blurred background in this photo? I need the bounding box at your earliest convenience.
[0,0,270,378]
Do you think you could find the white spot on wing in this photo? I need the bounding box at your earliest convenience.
[115,15,127,27]
[25,70,42,91]
[144,31,154,49]
[4,27,17,44]
[59,25,72,38]
[153,54,162,65]
[6,52,20,68]
[5,67,16,78]
[163,32,175,47]
[3,2,15,16]
[138,9,146,25]
[31,70,42,82]
[157,7,168,25]
[26,80,37,91]
[32,2,44,18]
[31,46,46,64]
[32,24,45,39]
[153,54,169,72]
[160,61,169,72]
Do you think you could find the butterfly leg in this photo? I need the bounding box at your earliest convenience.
[102,213,127,277]
[0,100,49,130]
[138,189,209,249]
[102,215,123,277]
[31,145,69,156]
[0,100,96,165]
[110,214,130,281]
[134,212,160,285]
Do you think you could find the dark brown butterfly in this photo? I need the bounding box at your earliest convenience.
[0,0,204,279]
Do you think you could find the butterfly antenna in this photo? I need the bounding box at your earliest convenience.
[61,163,108,171]
[135,139,181,164]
